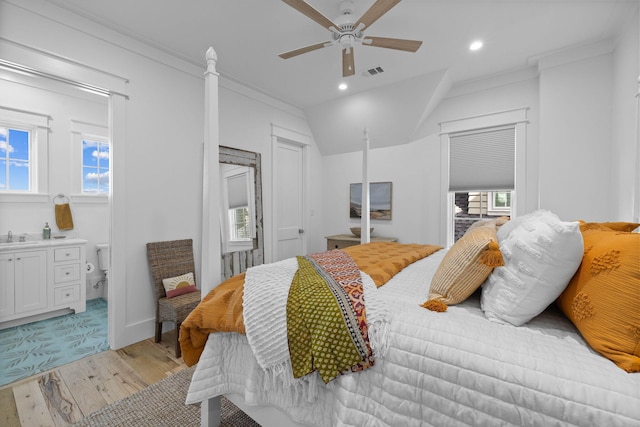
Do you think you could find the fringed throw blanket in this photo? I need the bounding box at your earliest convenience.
[288,250,373,384]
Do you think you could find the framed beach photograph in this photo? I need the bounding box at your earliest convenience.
[350,181,392,220]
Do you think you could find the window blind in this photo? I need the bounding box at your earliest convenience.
[449,126,515,191]
[227,174,248,208]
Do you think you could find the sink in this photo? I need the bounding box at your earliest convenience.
[0,240,43,248]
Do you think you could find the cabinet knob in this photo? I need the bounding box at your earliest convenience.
[65,271,70,276]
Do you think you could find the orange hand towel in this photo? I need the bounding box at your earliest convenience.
[55,203,74,230]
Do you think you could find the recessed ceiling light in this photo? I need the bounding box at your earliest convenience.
[338,82,348,90]
[470,40,483,51]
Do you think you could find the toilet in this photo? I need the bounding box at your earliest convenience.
[96,243,110,301]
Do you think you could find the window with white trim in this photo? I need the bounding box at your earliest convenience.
[0,126,30,191]
[450,126,515,241]
[71,120,109,198]
[440,108,528,246]
[0,107,50,198]
[82,138,110,194]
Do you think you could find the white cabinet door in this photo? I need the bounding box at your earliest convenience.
[14,250,47,314]
[0,253,15,318]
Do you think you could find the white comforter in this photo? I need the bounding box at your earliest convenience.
[186,250,640,426]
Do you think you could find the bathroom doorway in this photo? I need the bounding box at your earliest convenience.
[0,55,115,378]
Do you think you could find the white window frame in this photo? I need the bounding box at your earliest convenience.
[488,191,512,215]
[0,107,50,203]
[71,120,109,203]
[440,108,528,247]
[228,206,252,241]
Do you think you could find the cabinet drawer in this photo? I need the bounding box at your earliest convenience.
[54,247,80,262]
[54,264,80,283]
[54,284,80,306]
[326,239,359,250]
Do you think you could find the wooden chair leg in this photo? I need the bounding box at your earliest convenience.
[155,321,162,343]
[175,322,182,358]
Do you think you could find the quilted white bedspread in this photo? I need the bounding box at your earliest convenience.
[186,250,640,426]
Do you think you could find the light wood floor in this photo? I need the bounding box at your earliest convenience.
[0,330,188,427]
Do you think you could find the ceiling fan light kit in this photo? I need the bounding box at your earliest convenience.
[280,0,423,77]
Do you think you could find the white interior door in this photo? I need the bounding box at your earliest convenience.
[275,140,305,261]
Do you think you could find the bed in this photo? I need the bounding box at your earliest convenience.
[181,212,640,427]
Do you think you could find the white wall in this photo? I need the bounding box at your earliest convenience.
[322,137,441,246]
[218,81,324,258]
[0,76,109,300]
[538,52,613,221]
[611,12,640,221]
[323,73,540,247]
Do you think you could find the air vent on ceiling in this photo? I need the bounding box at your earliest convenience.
[362,66,385,77]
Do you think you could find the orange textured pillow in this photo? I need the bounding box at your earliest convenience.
[557,224,640,372]
[596,222,639,232]
[422,226,503,312]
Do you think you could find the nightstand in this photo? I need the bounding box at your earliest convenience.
[325,234,398,250]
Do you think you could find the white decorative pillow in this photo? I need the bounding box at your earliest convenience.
[481,210,583,326]
[162,272,197,298]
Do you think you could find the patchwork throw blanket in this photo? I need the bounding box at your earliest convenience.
[288,251,374,383]
[180,242,442,367]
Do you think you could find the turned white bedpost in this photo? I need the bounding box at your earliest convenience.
[634,75,640,223]
[361,128,371,244]
[201,46,223,427]
[202,48,222,295]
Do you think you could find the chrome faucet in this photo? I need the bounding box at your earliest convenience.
[7,230,12,243]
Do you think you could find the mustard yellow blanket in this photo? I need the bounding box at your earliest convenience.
[180,242,442,367]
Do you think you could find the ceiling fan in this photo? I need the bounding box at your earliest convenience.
[279,0,422,77]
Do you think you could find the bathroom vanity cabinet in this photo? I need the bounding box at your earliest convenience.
[0,239,87,329]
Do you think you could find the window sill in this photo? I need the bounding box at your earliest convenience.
[0,193,50,203]
[70,194,109,204]
[0,193,109,204]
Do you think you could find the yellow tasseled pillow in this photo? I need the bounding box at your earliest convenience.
[557,223,640,372]
[422,226,503,312]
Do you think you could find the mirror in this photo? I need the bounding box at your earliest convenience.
[219,146,264,279]
[220,164,255,253]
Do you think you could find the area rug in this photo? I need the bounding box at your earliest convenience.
[72,366,260,427]
[0,298,109,387]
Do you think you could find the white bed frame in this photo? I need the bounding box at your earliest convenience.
[201,394,306,427]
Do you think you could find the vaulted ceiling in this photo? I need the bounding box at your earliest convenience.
[42,0,639,154]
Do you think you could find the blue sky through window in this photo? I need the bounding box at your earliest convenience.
[0,127,30,191]
[82,139,110,193]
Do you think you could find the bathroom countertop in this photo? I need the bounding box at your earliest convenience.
[0,237,88,252]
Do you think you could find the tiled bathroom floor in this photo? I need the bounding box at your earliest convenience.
[0,298,108,387]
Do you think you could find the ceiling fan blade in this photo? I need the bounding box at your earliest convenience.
[354,0,401,31]
[282,0,338,31]
[342,48,355,77]
[279,42,330,59]
[363,36,422,52]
